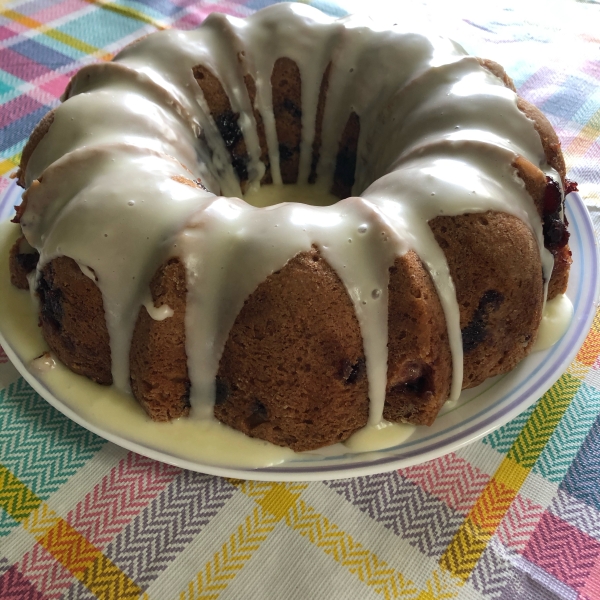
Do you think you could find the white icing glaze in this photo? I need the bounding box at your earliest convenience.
[31,352,56,373]
[21,145,214,392]
[533,294,574,351]
[342,421,416,453]
[17,3,567,445]
[143,301,174,321]
[243,183,338,207]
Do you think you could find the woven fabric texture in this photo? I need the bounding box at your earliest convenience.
[1,0,600,598]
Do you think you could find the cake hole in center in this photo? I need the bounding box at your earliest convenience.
[243,184,339,208]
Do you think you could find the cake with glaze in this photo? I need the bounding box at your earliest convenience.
[8,3,572,452]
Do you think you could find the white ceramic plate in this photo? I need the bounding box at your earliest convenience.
[0,180,598,480]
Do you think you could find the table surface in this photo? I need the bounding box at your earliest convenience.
[1,0,600,598]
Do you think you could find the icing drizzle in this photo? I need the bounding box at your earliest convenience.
[19,3,559,431]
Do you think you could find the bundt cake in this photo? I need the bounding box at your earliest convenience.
[8,3,573,453]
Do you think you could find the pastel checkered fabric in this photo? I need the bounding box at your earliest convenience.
[1,0,600,598]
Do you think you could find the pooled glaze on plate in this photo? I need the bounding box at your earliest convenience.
[0,185,595,479]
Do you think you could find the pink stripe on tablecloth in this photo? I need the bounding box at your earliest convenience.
[581,60,600,81]
[0,20,28,38]
[172,11,204,29]
[14,452,180,600]
[178,1,250,18]
[66,451,181,547]
[38,72,72,98]
[400,452,490,515]
[581,33,600,45]
[0,47,51,82]
[30,0,90,24]
[17,544,74,600]
[0,25,18,42]
[524,511,600,591]
[580,553,600,600]
[0,565,45,600]
[496,494,545,553]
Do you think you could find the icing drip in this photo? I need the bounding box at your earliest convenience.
[31,352,56,373]
[533,294,574,351]
[144,301,174,321]
[22,145,214,392]
[18,3,565,441]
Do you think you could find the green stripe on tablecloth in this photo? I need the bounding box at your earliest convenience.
[0,378,106,500]
[482,402,537,454]
[533,381,600,482]
[507,373,582,468]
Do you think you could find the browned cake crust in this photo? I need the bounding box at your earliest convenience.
[477,58,517,92]
[215,248,369,451]
[331,111,360,199]
[193,65,252,190]
[548,245,571,298]
[478,59,566,183]
[385,251,452,425]
[513,154,548,216]
[243,73,272,184]
[429,212,543,389]
[481,60,570,300]
[130,258,191,421]
[517,98,566,181]
[16,111,55,188]
[9,235,38,289]
[37,256,112,385]
[272,57,302,184]
[309,62,331,185]
[513,155,571,299]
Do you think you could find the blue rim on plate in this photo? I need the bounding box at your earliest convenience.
[0,180,598,480]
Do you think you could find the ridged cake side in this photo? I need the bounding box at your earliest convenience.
[9,4,571,451]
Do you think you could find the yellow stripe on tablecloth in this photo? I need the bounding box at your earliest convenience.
[81,0,169,29]
[566,359,592,380]
[577,308,600,365]
[0,9,46,31]
[179,505,280,600]
[22,503,62,537]
[493,457,529,491]
[0,464,142,599]
[0,9,111,58]
[82,553,144,600]
[285,498,422,599]
[34,511,143,599]
[0,156,20,177]
[233,480,308,517]
[440,517,490,582]
[229,481,464,600]
[577,329,600,366]
[0,464,43,522]
[468,477,519,534]
[177,482,307,600]
[416,567,464,600]
[38,518,108,579]
[440,372,580,581]
[507,373,578,468]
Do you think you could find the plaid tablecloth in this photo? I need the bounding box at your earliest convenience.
[1,0,600,598]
